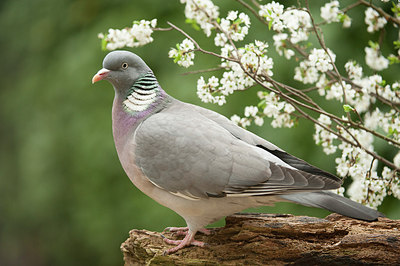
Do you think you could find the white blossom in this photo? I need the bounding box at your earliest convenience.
[282,9,312,43]
[244,106,258,117]
[320,1,341,23]
[259,3,311,43]
[364,7,387,33]
[364,108,382,130]
[100,19,157,50]
[295,48,335,84]
[342,15,352,28]
[231,114,251,128]
[332,187,345,196]
[314,114,338,154]
[196,76,226,105]
[218,11,251,44]
[180,0,219,37]
[365,45,389,71]
[254,116,264,126]
[344,61,363,81]
[308,48,336,72]
[257,91,296,128]
[169,38,196,68]
[259,1,285,31]
[273,33,294,59]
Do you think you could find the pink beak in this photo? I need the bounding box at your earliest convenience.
[92,68,110,84]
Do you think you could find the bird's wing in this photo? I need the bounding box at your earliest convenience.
[189,102,341,183]
[134,100,341,199]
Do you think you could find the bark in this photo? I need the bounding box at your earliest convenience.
[120,213,400,265]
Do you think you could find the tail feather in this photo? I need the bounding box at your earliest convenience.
[281,191,383,221]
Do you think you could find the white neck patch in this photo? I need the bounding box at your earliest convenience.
[123,72,159,112]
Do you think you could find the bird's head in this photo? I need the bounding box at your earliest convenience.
[92,50,151,93]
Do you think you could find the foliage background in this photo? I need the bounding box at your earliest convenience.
[0,0,398,265]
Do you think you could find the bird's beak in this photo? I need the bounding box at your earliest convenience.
[92,68,110,84]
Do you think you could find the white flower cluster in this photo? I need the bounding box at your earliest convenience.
[320,1,351,28]
[319,80,370,113]
[358,75,400,104]
[259,2,312,44]
[180,0,219,37]
[313,114,337,154]
[231,91,296,128]
[273,33,295,59]
[313,115,399,208]
[294,48,336,84]
[239,41,274,76]
[99,19,157,50]
[344,61,363,81]
[197,41,273,105]
[168,38,196,68]
[231,106,264,128]
[258,91,296,128]
[364,43,389,71]
[364,7,387,33]
[332,128,387,208]
[215,11,250,46]
[196,76,226,105]
[231,91,295,128]
[385,152,400,199]
[364,108,400,142]
[320,1,341,23]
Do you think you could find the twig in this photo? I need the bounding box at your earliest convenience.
[181,67,226,76]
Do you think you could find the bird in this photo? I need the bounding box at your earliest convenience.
[92,50,382,254]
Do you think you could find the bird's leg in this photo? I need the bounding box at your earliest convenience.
[163,226,211,236]
[162,230,206,255]
[163,226,188,236]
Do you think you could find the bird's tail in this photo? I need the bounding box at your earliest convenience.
[281,191,383,221]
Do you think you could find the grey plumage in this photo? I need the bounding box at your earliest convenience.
[92,50,382,254]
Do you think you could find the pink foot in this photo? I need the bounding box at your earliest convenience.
[162,230,206,255]
[163,226,211,236]
[163,226,188,236]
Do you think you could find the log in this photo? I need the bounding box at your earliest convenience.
[120,213,400,265]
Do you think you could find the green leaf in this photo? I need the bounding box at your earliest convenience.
[258,99,267,109]
[392,2,400,17]
[268,20,273,30]
[338,13,346,23]
[388,55,400,65]
[101,37,108,51]
[173,54,181,63]
[393,40,400,49]
[368,41,379,49]
[343,104,354,112]
[185,19,200,31]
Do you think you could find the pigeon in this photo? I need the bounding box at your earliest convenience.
[92,50,382,254]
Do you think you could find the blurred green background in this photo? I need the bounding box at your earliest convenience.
[1,0,398,265]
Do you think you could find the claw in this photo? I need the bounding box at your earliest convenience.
[162,229,207,255]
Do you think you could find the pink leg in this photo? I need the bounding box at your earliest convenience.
[163,226,211,235]
[162,230,206,255]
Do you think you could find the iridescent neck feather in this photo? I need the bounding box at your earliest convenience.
[123,72,162,114]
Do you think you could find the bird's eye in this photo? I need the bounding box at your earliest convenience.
[122,62,128,69]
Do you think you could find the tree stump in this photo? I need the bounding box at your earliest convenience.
[120,213,400,265]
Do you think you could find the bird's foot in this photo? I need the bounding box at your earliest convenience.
[161,230,206,255]
[163,226,188,236]
[163,226,211,236]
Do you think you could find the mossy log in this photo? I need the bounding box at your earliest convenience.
[121,213,400,265]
